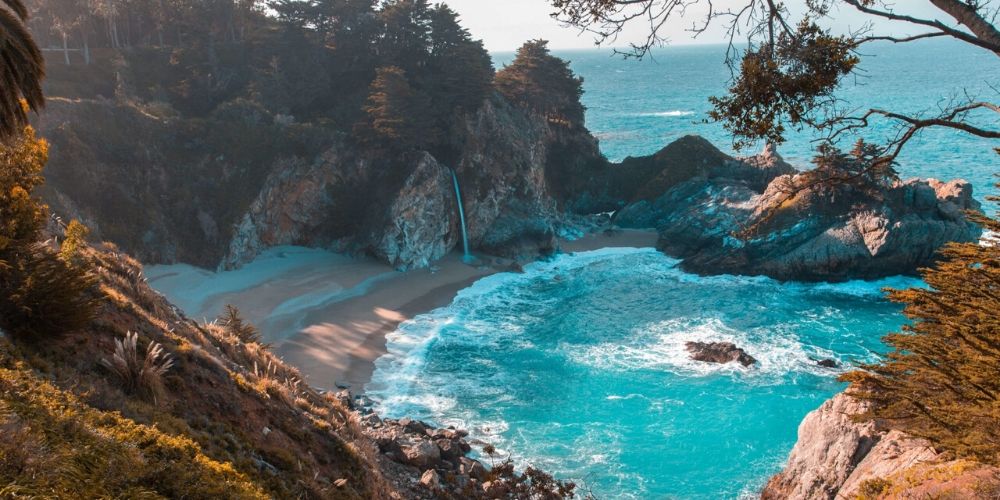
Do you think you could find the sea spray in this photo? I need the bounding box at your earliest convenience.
[368,248,913,499]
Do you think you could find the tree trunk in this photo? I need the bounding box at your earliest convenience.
[62,32,70,65]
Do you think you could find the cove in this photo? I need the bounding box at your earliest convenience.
[367,247,920,499]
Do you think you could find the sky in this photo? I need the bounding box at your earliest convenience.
[444,0,951,52]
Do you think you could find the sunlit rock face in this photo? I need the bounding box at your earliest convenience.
[614,138,982,281]
[761,393,1000,500]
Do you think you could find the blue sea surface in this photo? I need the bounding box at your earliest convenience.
[368,40,997,499]
[499,39,1000,201]
[368,250,920,499]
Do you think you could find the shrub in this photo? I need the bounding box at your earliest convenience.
[219,304,261,344]
[100,331,174,404]
[59,219,90,264]
[0,127,99,338]
[0,244,98,338]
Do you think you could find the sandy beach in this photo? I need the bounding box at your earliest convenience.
[147,229,658,391]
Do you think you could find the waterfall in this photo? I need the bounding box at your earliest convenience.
[450,168,472,261]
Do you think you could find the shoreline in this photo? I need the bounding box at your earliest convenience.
[147,229,659,392]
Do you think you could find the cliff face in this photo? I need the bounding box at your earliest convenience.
[762,393,1000,499]
[37,94,602,271]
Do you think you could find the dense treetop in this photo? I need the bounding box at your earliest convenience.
[495,40,585,128]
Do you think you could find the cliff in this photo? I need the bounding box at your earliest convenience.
[35,91,605,272]
[761,393,1000,499]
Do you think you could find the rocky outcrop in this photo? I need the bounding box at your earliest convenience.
[685,341,757,367]
[761,393,1000,499]
[615,137,982,281]
[372,153,459,271]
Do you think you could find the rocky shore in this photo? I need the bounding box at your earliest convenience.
[761,393,1000,499]
[614,138,983,281]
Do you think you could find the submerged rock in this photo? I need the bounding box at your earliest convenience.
[685,341,757,367]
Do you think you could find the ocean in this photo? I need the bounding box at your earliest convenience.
[501,38,1000,201]
[366,39,999,498]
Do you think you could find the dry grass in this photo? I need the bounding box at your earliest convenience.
[100,331,174,404]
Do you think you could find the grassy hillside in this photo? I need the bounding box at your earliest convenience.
[0,242,391,498]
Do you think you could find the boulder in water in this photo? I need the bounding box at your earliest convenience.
[817,358,839,368]
[685,341,757,367]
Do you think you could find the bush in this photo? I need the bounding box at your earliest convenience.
[219,304,261,344]
[0,244,98,338]
[59,219,90,264]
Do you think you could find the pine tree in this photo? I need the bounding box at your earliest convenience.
[495,40,585,127]
[219,304,261,344]
[842,185,1000,464]
[427,4,493,114]
[355,65,433,151]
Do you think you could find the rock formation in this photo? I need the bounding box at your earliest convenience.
[685,341,757,367]
[615,136,983,281]
[761,393,1000,499]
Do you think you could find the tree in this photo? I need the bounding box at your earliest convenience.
[495,40,585,127]
[0,127,97,338]
[842,189,1000,464]
[377,0,432,72]
[427,3,493,114]
[0,0,44,138]
[219,304,261,343]
[355,65,433,151]
[548,1,1000,161]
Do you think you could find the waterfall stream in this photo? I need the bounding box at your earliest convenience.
[449,169,472,262]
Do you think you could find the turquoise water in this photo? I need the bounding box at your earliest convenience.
[498,39,1000,201]
[366,40,996,499]
[368,249,920,499]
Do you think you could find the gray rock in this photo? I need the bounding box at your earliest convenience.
[685,341,757,367]
[402,440,441,469]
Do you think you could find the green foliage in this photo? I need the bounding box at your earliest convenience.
[842,189,1000,465]
[0,127,98,338]
[59,218,90,263]
[219,304,262,344]
[807,139,899,200]
[495,40,585,127]
[355,65,434,151]
[708,20,858,149]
